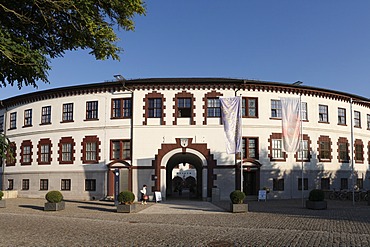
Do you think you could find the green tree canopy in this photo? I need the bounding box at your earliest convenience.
[0,0,146,89]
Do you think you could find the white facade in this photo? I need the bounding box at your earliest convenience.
[0,78,369,201]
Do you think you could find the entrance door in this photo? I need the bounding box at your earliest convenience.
[243,171,257,196]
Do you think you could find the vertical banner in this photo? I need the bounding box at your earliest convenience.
[220,97,242,154]
[281,97,301,152]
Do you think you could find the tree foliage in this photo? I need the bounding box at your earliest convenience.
[0,0,146,89]
[0,133,11,160]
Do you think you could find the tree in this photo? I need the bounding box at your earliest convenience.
[0,0,146,89]
[0,133,11,160]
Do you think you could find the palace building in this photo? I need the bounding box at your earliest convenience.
[0,78,369,201]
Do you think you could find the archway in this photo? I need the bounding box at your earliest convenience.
[165,152,204,200]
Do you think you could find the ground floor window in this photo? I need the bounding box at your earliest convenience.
[273,178,284,191]
[298,178,308,190]
[85,179,96,191]
[40,179,48,190]
[8,179,14,190]
[61,179,71,191]
[356,178,364,190]
[22,179,30,190]
[341,178,348,190]
[321,178,330,190]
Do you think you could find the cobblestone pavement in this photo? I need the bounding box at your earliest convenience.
[0,198,369,246]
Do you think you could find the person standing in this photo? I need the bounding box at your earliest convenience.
[140,185,147,205]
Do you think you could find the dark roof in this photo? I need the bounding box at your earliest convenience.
[1,77,369,109]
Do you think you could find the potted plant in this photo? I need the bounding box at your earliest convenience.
[44,191,65,211]
[117,190,136,213]
[229,190,248,213]
[306,189,327,210]
[0,190,5,208]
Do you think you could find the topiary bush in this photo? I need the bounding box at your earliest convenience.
[230,190,246,204]
[118,191,135,205]
[308,189,325,201]
[45,191,63,203]
[0,191,3,200]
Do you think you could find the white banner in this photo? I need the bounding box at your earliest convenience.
[281,97,301,153]
[220,97,242,154]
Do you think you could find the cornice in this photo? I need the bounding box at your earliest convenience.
[1,78,369,109]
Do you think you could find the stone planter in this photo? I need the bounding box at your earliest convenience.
[306,200,327,210]
[0,200,5,208]
[117,204,136,213]
[44,201,65,211]
[230,203,248,213]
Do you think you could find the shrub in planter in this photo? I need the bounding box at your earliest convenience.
[0,190,3,200]
[229,190,247,213]
[230,190,246,204]
[308,189,325,201]
[306,189,327,210]
[45,191,63,203]
[44,191,65,211]
[118,191,135,205]
[0,191,4,208]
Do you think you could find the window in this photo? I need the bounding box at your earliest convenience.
[38,139,52,165]
[298,178,308,191]
[85,179,96,191]
[8,179,14,190]
[41,106,51,124]
[269,133,286,161]
[273,178,284,191]
[0,115,4,132]
[22,179,30,190]
[61,179,71,191]
[242,137,258,159]
[367,114,370,130]
[177,98,192,117]
[355,139,364,163]
[20,140,33,165]
[338,138,349,163]
[318,136,331,161]
[319,105,328,123]
[62,103,74,122]
[354,111,361,128]
[112,98,132,118]
[321,178,330,190]
[301,102,308,121]
[81,136,100,164]
[111,140,131,160]
[148,98,162,118]
[340,178,348,190]
[338,108,346,125]
[40,179,48,190]
[271,100,281,118]
[356,178,364,190]
[86,101,98,120]
[9,112,16,129]
[24,109,32,127]
[58,137,75,164]
[297,140,309,161]
[242,97,258,118]
[207,98,221,117]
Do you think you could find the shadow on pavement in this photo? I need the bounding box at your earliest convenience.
[78,205,116,213]
[19,205,44,211]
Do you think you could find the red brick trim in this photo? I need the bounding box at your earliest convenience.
[354,139,364,164]
[37,138,52,165]
[172,91,196,125]
[203,90,223,125]
[58,137,76,164]
[294,134,311,162]
[142,91,166,125]
[20,140,33,166]
[337,137,349,163]
[268,133,287,162]
[81,135,101,164]
[317,135,332,162]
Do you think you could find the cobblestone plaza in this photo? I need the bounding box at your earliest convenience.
[0,198,369,246]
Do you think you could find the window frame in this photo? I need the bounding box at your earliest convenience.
[301,102,308,121]
[86,101,99,120]
[338,108,346,125]
[318,105,329,123]
[111,98,132,119]
[298,178,308,191]
[110,139,131,160]
[85,179,96,191]
[321,178,330,190]
[40,179,49,191]
[207,98,221,118]
[62,103,74,122]
[37,139,52,165]
[354,111,361,128]
[148,98,162,118]
[24,109,32,127]
[270,100,282,119]
[242,97,258,118]
[337,137,349,163]
[318,136,332,162]
[61,179,71,191]
[241,137,259,159]
[20,140,33,166]
[81,136,100,164]
[273,178,284,191]
[9,112,17,129]
[22,179,30,190]
[354,139,364,163]
[41,106,52,125]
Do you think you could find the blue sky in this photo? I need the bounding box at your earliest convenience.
[2,0,370,99]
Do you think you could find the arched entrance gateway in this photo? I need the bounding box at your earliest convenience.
[154,138,217,201]
[241,160,262,196]
[107,161,132,198]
